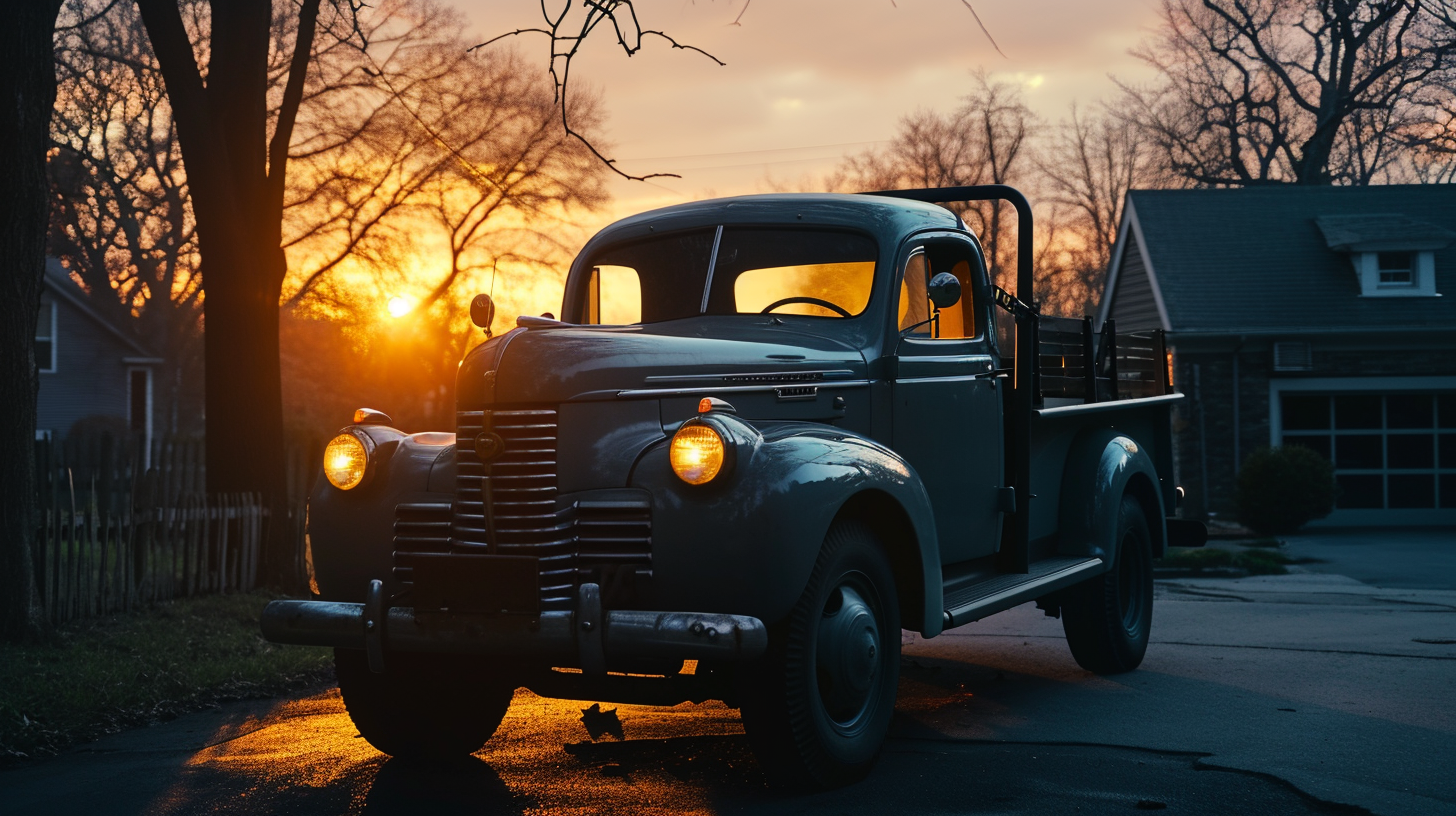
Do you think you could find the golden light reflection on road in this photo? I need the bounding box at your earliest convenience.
[146,687,754,816]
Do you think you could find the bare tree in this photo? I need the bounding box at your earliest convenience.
[0,0,65,643]
[283,3,608,325]
[1121,0,1456,186]
[1037,104,1171,316]
[831,71,1039,292]
[473,0,724,182]
[49,0,204,437]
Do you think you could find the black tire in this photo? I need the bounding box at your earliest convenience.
[1062,495,1154,674]
[739,520,901,790]
[335,649,515,761]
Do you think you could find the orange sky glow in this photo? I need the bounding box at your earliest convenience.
[294,0,1164,335]
[459,0,1163,223]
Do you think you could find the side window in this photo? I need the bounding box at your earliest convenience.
[898,251,929,333]
[935,258,979,340]
[586,265,642,325]
[897,243,983,340]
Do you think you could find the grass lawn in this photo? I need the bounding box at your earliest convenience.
[0,591,332,764]
[1155,546,1306,575]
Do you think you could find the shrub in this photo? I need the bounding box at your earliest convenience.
[1235,446,1336,535]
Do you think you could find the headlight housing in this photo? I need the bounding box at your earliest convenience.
[324,431,371,490]
[670,423,727,485]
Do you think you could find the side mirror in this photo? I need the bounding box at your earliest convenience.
[927,272,962,310]
[470,294,496,330]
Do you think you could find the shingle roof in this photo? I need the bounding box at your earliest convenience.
[1314,214,1456,251]
[1120,185,1456,334]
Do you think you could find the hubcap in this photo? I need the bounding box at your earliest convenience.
[816,582,882,728]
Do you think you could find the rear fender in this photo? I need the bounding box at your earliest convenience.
[631,416,943,635]
[1056,428,1167,564]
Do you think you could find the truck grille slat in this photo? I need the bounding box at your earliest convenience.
[393,405,654,612]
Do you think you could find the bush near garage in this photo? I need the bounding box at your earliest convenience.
[1235,446,1336,535]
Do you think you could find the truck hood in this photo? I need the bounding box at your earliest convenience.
[458,320,868,406]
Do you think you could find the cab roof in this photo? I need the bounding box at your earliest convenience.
[582,193,967,254]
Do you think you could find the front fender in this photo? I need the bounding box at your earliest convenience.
[1057,429,1168,563]
[309,426,456,603]
[631,417,942,633]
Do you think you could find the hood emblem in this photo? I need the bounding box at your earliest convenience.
[474,431,505,463]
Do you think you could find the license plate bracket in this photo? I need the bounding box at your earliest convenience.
[411,554,540,615]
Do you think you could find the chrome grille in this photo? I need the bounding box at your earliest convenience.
[392,502,452,584]
[576,500,652,567]
[452,407,653,611]
[576,500,653,608]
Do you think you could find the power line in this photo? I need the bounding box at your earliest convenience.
[619,138,889,164]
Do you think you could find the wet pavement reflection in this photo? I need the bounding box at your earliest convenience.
[109,677,1349,816]
[10,592,1436,815]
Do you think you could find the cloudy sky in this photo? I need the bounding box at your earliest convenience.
[457,1,1165,224]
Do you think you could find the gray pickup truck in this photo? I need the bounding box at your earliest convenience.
[263,185,1204,789]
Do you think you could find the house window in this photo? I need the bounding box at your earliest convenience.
[36,299,56,372]
[1377,252,1413,286]
[1355,250,1438,297]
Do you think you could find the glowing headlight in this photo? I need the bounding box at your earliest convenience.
[670,424,726,485]
[324,432,370,490]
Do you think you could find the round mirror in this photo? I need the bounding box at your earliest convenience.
[470,294,496,329]
[927,272,962,310]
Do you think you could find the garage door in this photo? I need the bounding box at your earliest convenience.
[1279,392,1456,512]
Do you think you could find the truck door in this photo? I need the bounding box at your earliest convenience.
[891,236,1004,564]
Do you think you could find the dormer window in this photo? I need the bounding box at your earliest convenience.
[1315,214,1452,299]
[1377,252,1413,286]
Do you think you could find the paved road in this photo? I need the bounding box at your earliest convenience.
[4,536,1454,815]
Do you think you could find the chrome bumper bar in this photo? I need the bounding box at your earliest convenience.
[261,581,768,675]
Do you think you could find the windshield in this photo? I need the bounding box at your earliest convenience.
[581,227,878,325]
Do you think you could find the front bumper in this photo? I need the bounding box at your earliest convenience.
[261,581,768,675]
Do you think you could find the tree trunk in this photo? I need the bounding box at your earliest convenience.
[0,0,64,642]
[136,0,319,588]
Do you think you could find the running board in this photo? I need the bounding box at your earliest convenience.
[942,556,1105,629]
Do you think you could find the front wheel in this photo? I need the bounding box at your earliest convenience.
[335,649,515,761]
[739,520,901,789]
[1061,495,1154,674]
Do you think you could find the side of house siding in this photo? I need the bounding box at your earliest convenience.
[35,292,133,439]
[1108,239,1163,332]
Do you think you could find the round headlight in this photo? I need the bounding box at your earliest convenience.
[324,432,369,490]
[670,424,726,485]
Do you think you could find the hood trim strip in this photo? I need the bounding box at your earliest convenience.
[643,368,858,384]
[616,379,870,398]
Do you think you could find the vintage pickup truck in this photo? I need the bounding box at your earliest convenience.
[263,185,1204,788]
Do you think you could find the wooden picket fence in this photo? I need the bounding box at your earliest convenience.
[32,434,316,625]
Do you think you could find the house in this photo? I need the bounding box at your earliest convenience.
[1099,185,1456,527]
[36,259,162,456]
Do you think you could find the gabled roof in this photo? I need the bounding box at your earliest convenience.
[1100,185,1456,335]
[42,258,158,360]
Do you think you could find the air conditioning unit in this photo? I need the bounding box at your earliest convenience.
[1273,342,1313,371]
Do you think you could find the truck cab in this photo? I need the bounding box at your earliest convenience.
[264,187,1203,789]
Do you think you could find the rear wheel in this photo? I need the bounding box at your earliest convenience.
[1062,495,1154,674]
[335,649,515,761]
[739,520,901,789]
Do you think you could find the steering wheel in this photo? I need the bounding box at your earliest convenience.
[759,296,852,318]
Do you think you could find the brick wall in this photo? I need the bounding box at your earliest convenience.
[1171,341,1456,521]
